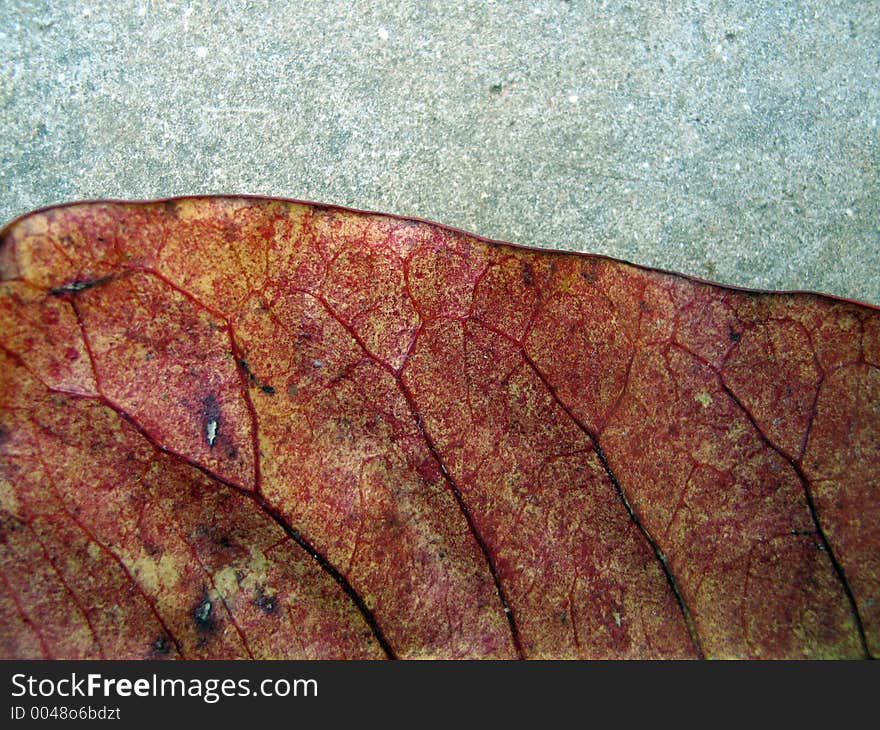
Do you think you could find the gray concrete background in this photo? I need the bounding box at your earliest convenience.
[1,1,877,303]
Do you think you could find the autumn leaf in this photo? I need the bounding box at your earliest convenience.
[0,197,877,659]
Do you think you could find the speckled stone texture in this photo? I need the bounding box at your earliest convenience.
[1,1,877,303]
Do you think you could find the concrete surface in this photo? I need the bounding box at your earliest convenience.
[1,1,877,303]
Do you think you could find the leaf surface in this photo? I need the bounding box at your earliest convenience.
[0,197,877,659]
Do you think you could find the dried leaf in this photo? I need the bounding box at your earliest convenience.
[0,197,877,659]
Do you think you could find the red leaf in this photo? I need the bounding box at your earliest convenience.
[0,197,877,659]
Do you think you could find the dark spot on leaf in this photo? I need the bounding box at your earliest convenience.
[49,275,114,296]
[238,357,256,381]
[151,636,171,655]
[192,593,215,632]
[0,512,26,544]
[521,261,534,286]
[729,330,742,342]
[253,586,279,615]
[580,264,598,283]
[261,384,275,395]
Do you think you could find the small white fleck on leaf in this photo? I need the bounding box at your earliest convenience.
[206,419,218,447]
